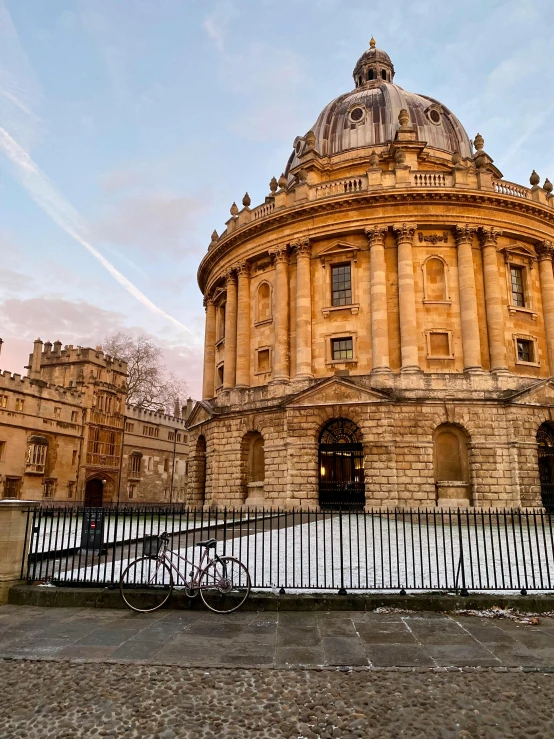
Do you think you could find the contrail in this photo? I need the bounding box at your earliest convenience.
[0,125,195,338]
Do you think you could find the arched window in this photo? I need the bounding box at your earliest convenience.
[26,435,48,474]
[368,69,375,81]
[423,256,448,302]
[433,424,471,505]
[257,282,272,322]
[381,69,387,80]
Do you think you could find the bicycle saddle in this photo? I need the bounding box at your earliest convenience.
[196,538,217,549]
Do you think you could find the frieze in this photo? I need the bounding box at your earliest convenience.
[198,191,554,290]
[418,231,449,244]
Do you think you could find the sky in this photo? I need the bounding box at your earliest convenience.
[1,0,553,400]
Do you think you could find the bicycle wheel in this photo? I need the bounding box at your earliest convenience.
[199,556,251,614]
[120,556,173,613]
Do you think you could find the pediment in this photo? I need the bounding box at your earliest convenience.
[507,379,554,406]
[185,401,214,429]
[285,377,392,408]
[318,241,361,264]
[500,243,537,266]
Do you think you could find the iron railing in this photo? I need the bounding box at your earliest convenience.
[23,506,554,594]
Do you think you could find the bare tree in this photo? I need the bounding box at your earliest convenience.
[102,332,187,414]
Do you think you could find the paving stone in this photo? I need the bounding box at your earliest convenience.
[321,637,368,666]
[364,644,436,667]
[427,644,501,667]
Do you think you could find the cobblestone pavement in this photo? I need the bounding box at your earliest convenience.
[1,660,553,738]
[1,606,554,737]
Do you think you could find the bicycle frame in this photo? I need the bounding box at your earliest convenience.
[150,535,224,591]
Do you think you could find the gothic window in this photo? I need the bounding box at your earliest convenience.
[331,263,352,306]
[257,282,272,322]
[26,437,48,474]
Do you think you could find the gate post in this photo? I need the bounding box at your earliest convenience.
[0,501,39,603]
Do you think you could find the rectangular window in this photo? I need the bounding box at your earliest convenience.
[0,395,7,408]
[53,407,61,419]
[517,338,533,363]
[331,337,354,361]
[257,348,270,372]
[71,411,78,423]
[4,477,20,499]
[331,263,352,307]
[217,303,226,341]
[15,398,24,412]
[43,479,56,499]
[217,364,224,388]
[125,422,134,433]
[0,440,4,461]
[168,431,175,441]
[177,434,182,443]
[67,481,75,499]
[510,265,525,307]
[71,450,77,466]
[164,458,169,473]
[129,454,142,476]
[128,483,136,499]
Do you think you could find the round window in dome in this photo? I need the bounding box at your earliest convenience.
[349,106,365,123]
[427,108,441,125]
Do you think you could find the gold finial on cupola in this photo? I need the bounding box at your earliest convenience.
[369,37,376,49]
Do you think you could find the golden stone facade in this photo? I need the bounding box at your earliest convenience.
[188,41,554,510]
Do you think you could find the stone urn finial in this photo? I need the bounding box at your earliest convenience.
[474,133,484,151]
[452,150,462,166]
[269,176,278,194]
[230,201,239,217]
[278,172,287,189]
[544,178,553,194]
[530,170,541,186]
[305,129,316,148]
[369,150,379,167]
[211,229,219,243]
[242,192,251,207]
[398,108,409,127]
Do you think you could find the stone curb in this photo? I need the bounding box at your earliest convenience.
[8,584,554,612]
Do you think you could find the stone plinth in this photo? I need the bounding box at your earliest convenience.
[0,500,38,603]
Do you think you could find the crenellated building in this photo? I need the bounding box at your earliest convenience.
[187,40,554,511]
[0,339,192,504]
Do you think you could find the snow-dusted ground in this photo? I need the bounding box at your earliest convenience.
[60,513,554,593]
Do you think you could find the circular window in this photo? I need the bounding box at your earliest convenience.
[349,106,365,123]
[428,108,441,125]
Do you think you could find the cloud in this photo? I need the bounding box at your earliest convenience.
[203,0,239,54]
[95,192,204,257]
[100,167,146,193]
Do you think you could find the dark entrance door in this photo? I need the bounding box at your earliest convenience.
[319,418,365,509]
[84,478,103,507]
[537,423,554,511]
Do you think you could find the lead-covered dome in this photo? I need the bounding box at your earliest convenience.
[287,40,472,171]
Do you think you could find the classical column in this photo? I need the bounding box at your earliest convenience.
[223,269,238,389]
[537,241,554,374]
[202,294,216,399]
[393,223,419,371]
[455,225,482,371]
[235,261,251,388]
[269,245,290,381]
[365,226,390,373]
[479,227,508,373]
[294,239,313,378]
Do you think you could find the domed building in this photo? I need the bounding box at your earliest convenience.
[187,39,554,511]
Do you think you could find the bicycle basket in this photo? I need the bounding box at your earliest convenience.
[142,536,161,558]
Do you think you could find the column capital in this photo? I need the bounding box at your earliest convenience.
[479,226,502,247]
[269,245,289,264]
[454,224,478,246]
[224,267,237,284]
[234,260,250,277]
[202,291,215,309]
[392,223,417,242]
[536,241,554,262]
[364,225,388,246]
[291,238,311,257]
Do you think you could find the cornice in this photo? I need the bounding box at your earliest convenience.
[198,189,554,291]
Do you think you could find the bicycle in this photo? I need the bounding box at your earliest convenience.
[119,532,251,614]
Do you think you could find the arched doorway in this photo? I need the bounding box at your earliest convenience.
[84,478,104,507]
[537,423,554,511]
[318,418,365,509]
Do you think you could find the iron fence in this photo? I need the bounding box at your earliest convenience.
[23,505,554,594]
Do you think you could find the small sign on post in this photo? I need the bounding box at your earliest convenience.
[80,508,105,552]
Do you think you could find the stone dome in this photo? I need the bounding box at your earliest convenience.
[286,40,472,172]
